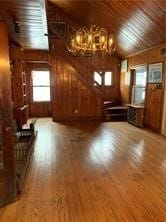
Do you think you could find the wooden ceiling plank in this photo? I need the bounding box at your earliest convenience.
[98,2,155,48]
[0,0,49,50]
[110,0,163,42]
[152,0,166,12]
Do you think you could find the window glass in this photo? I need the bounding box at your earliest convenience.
[132,87,146,105]
[32,71,50,86]
[31,70,51,102]
[132,66,147,105]
[104,71,112,85]
[135,71,146,86]
[33,87,50,102]
[94,72,102,85]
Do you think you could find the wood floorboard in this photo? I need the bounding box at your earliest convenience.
[0,118,165,222]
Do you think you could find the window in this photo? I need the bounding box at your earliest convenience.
[31,70,51,102]
[93,71,112,86]
[94,72,102,85]
[104,71,112,86]
[132,66,147,105]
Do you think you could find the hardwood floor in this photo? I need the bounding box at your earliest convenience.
[0,118,165,222]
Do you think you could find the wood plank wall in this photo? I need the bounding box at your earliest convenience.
[0,21,16,206]
[10,47,25,109]
[162,78,166,135]
[120,43,166,134]
[23,3,121,121]
[23,50,50,63]
[51,55,102,121]
[48,2,121,121]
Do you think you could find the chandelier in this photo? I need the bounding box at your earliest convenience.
[67,25,115,56]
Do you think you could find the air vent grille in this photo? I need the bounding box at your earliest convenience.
[160,48,166,55]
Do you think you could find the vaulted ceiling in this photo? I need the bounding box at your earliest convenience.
[0,0,165,56]
[0,0,49,50]
[50,0,166,56]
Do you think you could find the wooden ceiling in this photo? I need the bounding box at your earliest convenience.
[50,0,166,56]
[0,0,49,50]
[0,0,165,55]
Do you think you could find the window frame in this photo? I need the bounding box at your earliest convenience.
[31,69,51,103]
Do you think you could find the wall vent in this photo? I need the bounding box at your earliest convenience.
[160,48,166,55]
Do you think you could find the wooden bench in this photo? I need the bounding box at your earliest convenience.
[105,106,128,121]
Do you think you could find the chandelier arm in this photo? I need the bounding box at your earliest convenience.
[67,25,115,56]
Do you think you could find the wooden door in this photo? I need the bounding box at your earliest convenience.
[0,21,16,207]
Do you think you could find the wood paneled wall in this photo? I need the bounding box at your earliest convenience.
[0,21,16,206]
[25,62,52,118]
[47,2,121,120]
[128,45,166,67]
[120,70,131,104]
[145,83,164,131]
[10,47,27,109]
[17,3,122,121]
[99,55,121,101]
[24,50,50,63]
[51,55,102,121]
[120,43,166,133]
[162,76,166,135]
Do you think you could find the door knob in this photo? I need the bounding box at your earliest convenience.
[5,127,11,132]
